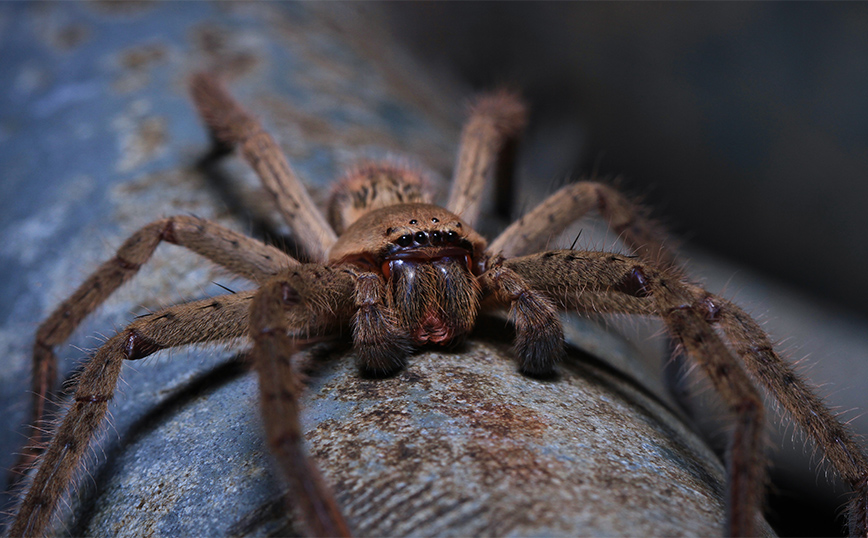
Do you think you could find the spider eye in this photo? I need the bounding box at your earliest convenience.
[414,231,428,244]
[397,234,413,247]
[445,231,458,242]
[430,230,442,243]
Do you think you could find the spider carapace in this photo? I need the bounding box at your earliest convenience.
[331,201,486,356]
[7,72,868,538]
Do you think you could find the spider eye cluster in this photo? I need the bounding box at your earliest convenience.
[395,229,459,247]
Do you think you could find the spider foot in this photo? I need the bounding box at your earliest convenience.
[355,336,414,378]
[516,322,564,378]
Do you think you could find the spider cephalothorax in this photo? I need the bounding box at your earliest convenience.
[8,73,868,538]
[330,200,487,368]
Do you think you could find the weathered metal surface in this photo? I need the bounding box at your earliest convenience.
[69,335,758,537]
[0,1,817,536]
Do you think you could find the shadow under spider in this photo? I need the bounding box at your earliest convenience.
[67,356,254,536]
[194,144,300,261]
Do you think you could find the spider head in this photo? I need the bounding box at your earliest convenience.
[328,203,487,346]
[390,227,463,250]
[328,203,487,276]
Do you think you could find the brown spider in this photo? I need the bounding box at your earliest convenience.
[7,73,868,537]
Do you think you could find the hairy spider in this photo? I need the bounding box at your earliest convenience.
[7,73,868,537]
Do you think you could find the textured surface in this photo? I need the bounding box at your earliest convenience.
[69,335,754,537]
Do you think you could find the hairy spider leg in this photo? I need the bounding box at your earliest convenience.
[715,298,868,536]
[489,180,679,270]
[190,73,338,263]
[10,293,257,537]
[446,91,527,226]
[249,267,358,537]
[502,249,868,537]
[13,216,292,487]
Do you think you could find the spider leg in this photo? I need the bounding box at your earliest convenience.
[505,250,868,536]
[13,216,293,487]
[478,259,565,376]
[249,268,357,537]
[714,297,868,537]
[502,250,773,536]
[446,91,527,226]
[489,181,678,269]
[351,272,413,375]
[189,73,338,262]
[9,292,256,538]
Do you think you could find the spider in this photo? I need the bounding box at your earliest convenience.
[7,73,868,538]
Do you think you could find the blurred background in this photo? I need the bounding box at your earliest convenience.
[382,2,868,319]
[382,4,868,535]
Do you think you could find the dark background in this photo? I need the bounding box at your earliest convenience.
[381,2,868,318]
[378,4,868,536]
